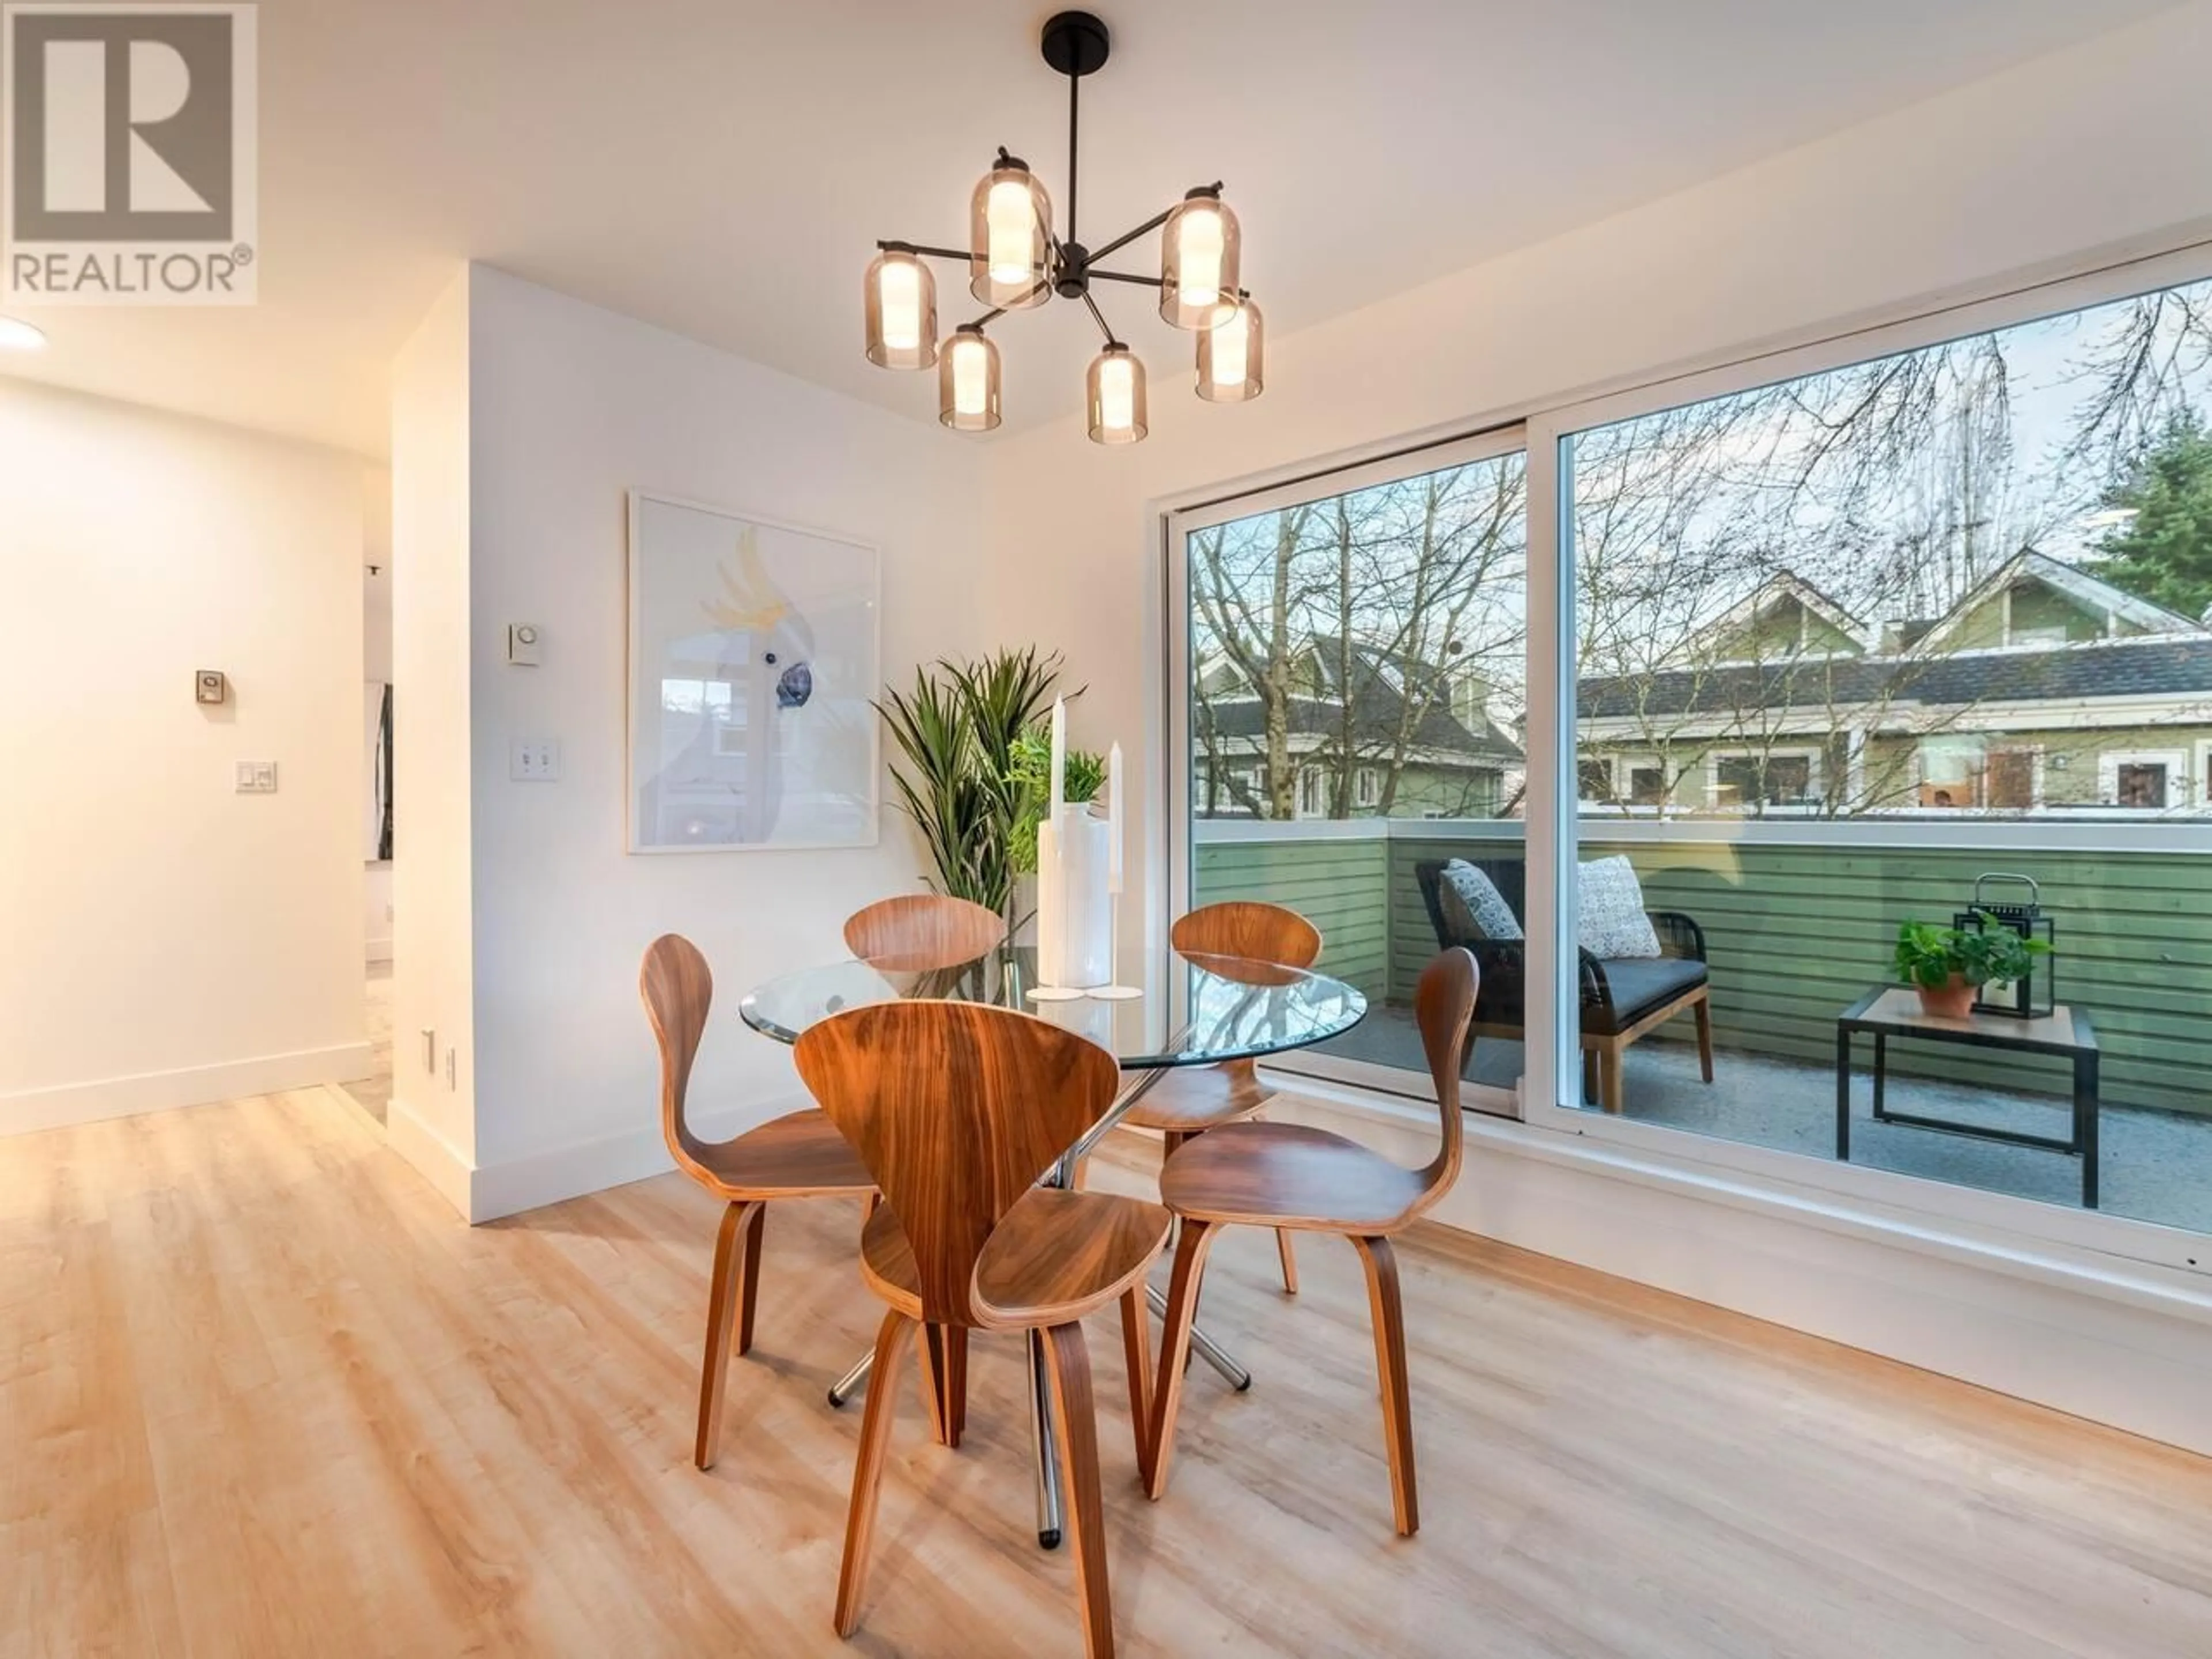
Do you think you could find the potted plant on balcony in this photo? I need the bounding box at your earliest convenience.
[1894,918,2049,1020]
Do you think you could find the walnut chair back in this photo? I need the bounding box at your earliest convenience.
[640,933,719,1185]
[1413,947,1480,1205]
[1169,900,1323,969]
[796,1001,1121,1328]
[842,894,1006,971]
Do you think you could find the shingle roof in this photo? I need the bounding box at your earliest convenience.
[1578,636,2212,720]
[1200,638,1524,764]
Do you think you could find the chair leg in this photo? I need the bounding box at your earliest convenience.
[1353,1234,1418,1536]
[1581,1048,1600,1108]
[1600,1047,1624,1115]
[1695,994,1715,1084]
[736,1203,766,1356]
[1274,1228,1300,1296]
[695,1200,756,1471]
[835,1309,915,1639]
[1118,1287,1153,1473]
[1041,1321,1116,1659]
[1145,1218,1217,1499]
[916,1323,967,1449]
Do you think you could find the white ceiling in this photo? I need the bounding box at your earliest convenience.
[0,0,2183,458]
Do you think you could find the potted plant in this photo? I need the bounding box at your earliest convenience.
[1893,917,2050,1020]
[876,647,1066,922]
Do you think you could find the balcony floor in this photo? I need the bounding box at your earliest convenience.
[1312,1008,2212,1235]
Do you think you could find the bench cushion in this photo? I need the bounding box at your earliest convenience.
[1583,955,1707,1033]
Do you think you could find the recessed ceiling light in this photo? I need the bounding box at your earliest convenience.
[0,316,47,352]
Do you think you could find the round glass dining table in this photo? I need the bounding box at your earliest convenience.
[738,944,1367,1073]
[738,942,1367,1551]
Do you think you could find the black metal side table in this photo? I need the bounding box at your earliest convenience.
[1834,987,2101,1208]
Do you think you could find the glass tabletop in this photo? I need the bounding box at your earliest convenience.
[738,945,1366,1070]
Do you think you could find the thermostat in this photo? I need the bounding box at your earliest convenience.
[507,623,543,666]
[195,669,228,704]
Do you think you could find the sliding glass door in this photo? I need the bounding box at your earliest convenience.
[1170,430,1529,1107]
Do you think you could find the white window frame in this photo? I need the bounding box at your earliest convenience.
[1353,766,1382,809]
[1166,426,1531,1108]
[2099,748,2188,810]
[1522,238,2212,1275]
[2200,739,2212,808]
[1166,237,2212,1275]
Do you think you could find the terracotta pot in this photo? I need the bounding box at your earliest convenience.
[1915,975,1976,1021]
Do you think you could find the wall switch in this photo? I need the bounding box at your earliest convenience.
[510,739,561,782]
[506,623,544,666]
[234,760,279,793]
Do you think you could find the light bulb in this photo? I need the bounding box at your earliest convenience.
[987,179,1037,285]
[953,338,988,416]
[1210,306,1248,388]
[1100,356,1134,432]
[1176,204,1224,311]
[880,260,921,352]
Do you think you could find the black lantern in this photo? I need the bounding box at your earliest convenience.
[1953,872,2055,1018]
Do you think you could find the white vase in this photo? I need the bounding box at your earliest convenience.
[1037,806,1114,989]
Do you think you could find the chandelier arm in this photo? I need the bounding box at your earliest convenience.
[1086,268,1165,289]
[877,240,974,263]
[1080,289,1119,347]
[1084,209,1172,266]
[965,277,1054,331]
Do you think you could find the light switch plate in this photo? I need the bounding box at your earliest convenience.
[510,740,561,782]
[234,760,279,793]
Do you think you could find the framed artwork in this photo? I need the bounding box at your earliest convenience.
[627,491,880,853]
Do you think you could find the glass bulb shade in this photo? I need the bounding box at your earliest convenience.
[0,315,47,351]
[1158,194,1241,329]
[968,164,1051,308]
[938,329,1002,431]
[1086,346,1147,445]
[1195,296,1264,402]
[863,250,936,369]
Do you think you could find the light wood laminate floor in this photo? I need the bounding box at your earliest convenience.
[5,1086,2210,1658]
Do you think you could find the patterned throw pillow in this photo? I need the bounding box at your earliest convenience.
[1440,859,1523,942]
[1578,855,1661,959]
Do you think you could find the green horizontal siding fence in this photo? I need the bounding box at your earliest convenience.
[1199,826,2212,1118]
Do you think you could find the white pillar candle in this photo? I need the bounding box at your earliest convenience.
[1048,696,1066,817]
[1107,741,1124,895]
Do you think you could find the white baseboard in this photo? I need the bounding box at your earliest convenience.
[385,1095,475,1218]
[385,1093,801,1225]
[1,1042,377,1138]
[1264,1077,2212,1460]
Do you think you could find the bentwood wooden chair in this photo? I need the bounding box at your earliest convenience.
[842,893,1005,969]
[640,935,877,1472]
[1144,947,1478,1536]
[796,1001,1168,1659]
[1123,900,1323,1295]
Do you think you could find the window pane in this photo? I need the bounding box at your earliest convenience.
[1566,272,2212,1232]
[1187,446,1527,1101]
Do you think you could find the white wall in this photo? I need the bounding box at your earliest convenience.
[0,382,373,1132]
[396,266,986,1218]
[387,271,479,1202]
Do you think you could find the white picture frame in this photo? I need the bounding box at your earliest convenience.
[626,490,881,853]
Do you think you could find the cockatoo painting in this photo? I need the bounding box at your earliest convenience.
[630,496,878,851]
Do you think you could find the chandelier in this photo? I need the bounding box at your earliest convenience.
[862,10,1263,444]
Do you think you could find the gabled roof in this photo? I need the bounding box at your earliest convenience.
[1908,550,2198,656]
[1691,574,1870,662]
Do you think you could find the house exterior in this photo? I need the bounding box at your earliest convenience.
[1192,638,1525,819]
[1575,552,2212,816]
